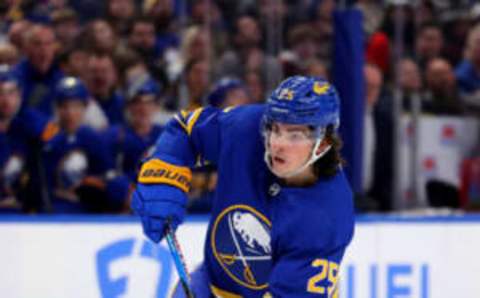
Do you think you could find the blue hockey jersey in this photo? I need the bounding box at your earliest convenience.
[151,105,355,297]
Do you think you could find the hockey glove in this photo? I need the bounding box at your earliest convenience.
[131,159,192,243]
[131,184,187,243]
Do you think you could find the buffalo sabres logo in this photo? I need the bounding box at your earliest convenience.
[211,205,271,290]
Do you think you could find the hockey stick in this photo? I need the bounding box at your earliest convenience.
[164,218,195,298]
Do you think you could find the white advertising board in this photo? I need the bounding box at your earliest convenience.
[0,216,207,298]
[340,216,480,298]
[1,215,480,298]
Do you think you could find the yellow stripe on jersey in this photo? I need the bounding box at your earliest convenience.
[210,284,243,298]
[174,114,189,132]
[185,107,204,135]
[174,107,205,135]
[138,159,192,193]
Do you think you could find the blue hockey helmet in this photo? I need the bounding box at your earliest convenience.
[207,77,244,107]
[264,75,340,129]
[54,77,89,104]
[126,75,161,103]
[262,76,341,178]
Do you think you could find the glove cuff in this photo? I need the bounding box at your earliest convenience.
[138,159,192,193]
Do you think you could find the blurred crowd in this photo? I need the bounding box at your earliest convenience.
[1,0,480,214]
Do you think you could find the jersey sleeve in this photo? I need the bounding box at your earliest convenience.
[136,106,224,193]
[268,210,347,298]
[150,106,223,167]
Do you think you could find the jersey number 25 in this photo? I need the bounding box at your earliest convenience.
[307,259,339,296]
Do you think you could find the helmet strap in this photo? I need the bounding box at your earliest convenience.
[264,137,331,179]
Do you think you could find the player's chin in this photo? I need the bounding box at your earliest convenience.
[271,164,290,178]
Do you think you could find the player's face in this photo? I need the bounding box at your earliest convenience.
[267,122,315,177]
[0,82,20,120]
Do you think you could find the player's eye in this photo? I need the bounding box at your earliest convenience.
[287,131,309,142]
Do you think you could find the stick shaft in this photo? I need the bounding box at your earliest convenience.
[165,221,195,298]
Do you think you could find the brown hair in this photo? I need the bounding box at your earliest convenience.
[313,125,345,178]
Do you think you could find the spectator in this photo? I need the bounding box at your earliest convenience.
[245,70,266,103]
[179,58,211,111]
[42,77,129,213]
[0,42,19,66]
[215,15,282,93]
[180,25,212,66]
[106,0,136,36]
[128,17,159,62]
[85,53,125,125]
[51,8,80,51]
[189,0,223,27]
[206,77,252,108]
[455,23,480,111]
[415,0,437,28]
[188,0,228,54]
[398,58,423,94]
[81,20,118,55]
[127,16,171,84]
[58,45,89,80]
[115,47,148,89]
[0,66,58,213]
[142,0,180,52]
[365,63,395,212]
[397,57,423,111]
[414,22,444,69]
[7,20,32,54]
[424,58,464,115]
[15,24,64,117]
[365,31,390,74]
[104,75,164,183]
[280,24,320,77]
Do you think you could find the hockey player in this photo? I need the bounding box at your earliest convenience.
[132,76,354,297]
[0,66,58,212]
[42,76,129,213]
